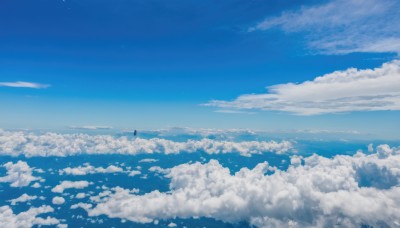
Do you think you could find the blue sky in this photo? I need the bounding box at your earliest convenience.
[0,0,399,139]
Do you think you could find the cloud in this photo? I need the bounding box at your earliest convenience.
[8,194,38,206]
[0,81,50,89]
[32,182,42,188]
[75,193,87,199]
[139,159,158,163]
[0,130,293,157]
[214,110,256,114]
[249,0,400,54]
[82,145,400,227]
[0,205,60,227]
[128,170,141,177]
[205,60,400,115]
[52,181,90,193]
[52,197,66,205]
[0,161,40,187]
[60,164,123,176]
[168,222,177,227]
[67,126,113,130]
[71,203,93,211]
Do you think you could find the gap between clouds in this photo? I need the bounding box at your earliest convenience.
[205,60,400,115]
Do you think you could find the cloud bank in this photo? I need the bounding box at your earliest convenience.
[206,60,400,115]
[83,145,400,227]
[0,130,293,157]
[0,81,50,89]
[249,0,400,54]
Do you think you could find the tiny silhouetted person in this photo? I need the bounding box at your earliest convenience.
[133,130,137,136]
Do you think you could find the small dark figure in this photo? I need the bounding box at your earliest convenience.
[133,130,137,136]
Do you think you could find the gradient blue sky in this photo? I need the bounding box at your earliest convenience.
[0,0,399,139]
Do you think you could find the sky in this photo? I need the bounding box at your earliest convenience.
[0,0,399,139]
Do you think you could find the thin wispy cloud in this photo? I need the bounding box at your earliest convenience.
[0,81,50,89]
[68,126,113,130]
[214,109,256,114]
[205,60,400,115]
[249,0,400,54]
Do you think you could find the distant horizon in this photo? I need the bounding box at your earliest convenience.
[1,0,400,140]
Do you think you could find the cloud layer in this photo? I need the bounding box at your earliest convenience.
[0,81,50,89]
[83,145,400,227]
[0,130,293,157]
[250,0,400,54]
[206,60,400,115]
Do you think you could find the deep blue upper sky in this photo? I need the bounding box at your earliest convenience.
[0,0,399,139]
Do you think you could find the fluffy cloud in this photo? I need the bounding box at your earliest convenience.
[0,161,40,187]
[71,203,93,211]
[75,193,87,199]
[52,197,66,205]
[206,60,400,115]
[52,181,90,193]
[0,205,59,227]
[0,81,50,89]
[60,164,123,176]
[128,170,141,177]
[8,194,38,206]
[249,0,400,54]
[0,130,293,157]
[31,182,41,188]
[83,145,400,227]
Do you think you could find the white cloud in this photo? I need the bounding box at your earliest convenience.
[148,166,168,175]
[0,130,293,157]
[71,203,93,211]
[249,0,400,54]
[214,109,256,114]
[31,182,41,188]
[206,60,400,115]
[168,222,177,227]
[68,126,113,130]
[83,145,400,227]
[0,205,60,227]
[139,159,158,163]
[0,161,40,187]
[128,170,141,177]
[60,164,123,176]
[0,81,50,89]
[52,181,90,193]
[52,197,66,205]
[8,194,38,206]
[75,193,87,199]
